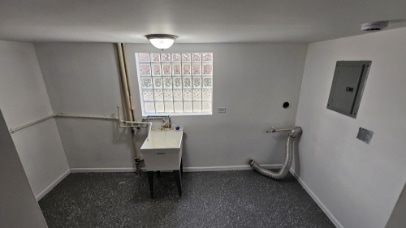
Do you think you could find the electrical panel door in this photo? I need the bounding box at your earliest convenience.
[327,61,371,118]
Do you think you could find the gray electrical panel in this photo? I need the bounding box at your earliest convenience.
[327,61,371,118]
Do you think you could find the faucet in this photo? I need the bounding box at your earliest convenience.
[143,115,172,130]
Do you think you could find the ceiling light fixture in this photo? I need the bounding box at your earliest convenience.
[145,34,178,50]
[361,21,389,31]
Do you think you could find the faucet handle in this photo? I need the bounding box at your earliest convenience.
[161,122,172,129]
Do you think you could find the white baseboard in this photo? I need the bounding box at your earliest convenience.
[70,167,137,173]
[35,169,70,201]
[183,164,282,172]
[70,164,282,173]
[289,169,343,228]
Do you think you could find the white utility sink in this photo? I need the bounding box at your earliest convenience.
[140,129,183,171]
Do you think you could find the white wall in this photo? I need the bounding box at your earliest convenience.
[0,40,69,198]
[35,42,307,170]
[295,28,406,228]
[125,43,308,168]
[35,43,135,170]
[0,111,47,228]
[386,183,406,228]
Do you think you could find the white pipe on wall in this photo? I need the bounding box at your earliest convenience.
[8,112,139,134]
[116,43,143,166]
[116,43,134,122]
[9,114,55,133]
[55,113,118,121]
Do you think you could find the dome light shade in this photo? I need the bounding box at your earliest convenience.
[145,34,178,50]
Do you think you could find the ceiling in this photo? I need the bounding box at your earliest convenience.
[0,0,405,43]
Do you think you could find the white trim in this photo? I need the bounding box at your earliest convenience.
[35,169,70,201]
[183,164,282,172]
[290,169,344,228]
[70,164,282,173]
[70,167,137,173]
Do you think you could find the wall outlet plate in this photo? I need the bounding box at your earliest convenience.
[357,127,374,144]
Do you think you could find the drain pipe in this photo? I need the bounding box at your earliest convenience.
[116,43,143,172]
[249,127,302,180]
[116,43,133,122]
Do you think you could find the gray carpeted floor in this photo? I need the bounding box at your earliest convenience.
[39,171,334,228]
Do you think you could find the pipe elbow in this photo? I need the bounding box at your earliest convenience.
[289,127,302,138]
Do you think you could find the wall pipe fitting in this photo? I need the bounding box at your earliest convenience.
[117,106,152,139]
[249,127,302,180]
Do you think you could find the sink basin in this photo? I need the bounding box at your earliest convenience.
[140,129,183,171]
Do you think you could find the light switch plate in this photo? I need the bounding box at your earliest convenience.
[217,107,226,113]
[357,127,373,144]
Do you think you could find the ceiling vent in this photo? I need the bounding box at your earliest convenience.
[361,21,389,31]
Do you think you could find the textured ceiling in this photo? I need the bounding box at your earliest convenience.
[0,0,405,43]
